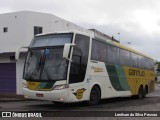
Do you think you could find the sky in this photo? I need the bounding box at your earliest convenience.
[1,0,160,60]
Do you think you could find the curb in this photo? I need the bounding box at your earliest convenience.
[0,98,36,102]
[0,93,30,102]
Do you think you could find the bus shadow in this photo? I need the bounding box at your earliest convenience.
[25,101,87,110]
[97,96,160,109]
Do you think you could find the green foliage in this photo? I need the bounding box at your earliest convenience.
[155,62,160,76]
[156,80,160,84]
[156,62,160,64]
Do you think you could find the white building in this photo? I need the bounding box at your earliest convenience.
[0,11,87,94]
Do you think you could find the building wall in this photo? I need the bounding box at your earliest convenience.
[0,11,88,53]
[16,60,24,94]
[0,11,89,94]
[0,12,28,53]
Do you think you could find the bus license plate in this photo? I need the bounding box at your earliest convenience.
[36,93,44,97]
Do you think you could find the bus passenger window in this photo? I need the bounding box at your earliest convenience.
[130,52,139,68]
[119,49,130,66]
[107,45,119,64]
[91,39,107,62]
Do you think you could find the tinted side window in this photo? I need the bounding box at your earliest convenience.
[130,52,139,67]
[120,49,130,65]
[139,56,146,69]
[144,57,150,69]
[149,59,154,70]
[144,57,154,70]
[69,34,89,84]
[107,45,119,64]
[91,39,107,62]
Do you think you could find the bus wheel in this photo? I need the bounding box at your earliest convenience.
[143,86,148,98]
[137,86,143,99]
[87,86,101,105]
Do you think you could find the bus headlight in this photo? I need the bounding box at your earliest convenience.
[22,83,28,88]
[53,84,69,90]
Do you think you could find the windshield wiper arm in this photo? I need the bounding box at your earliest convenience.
[29,53,45,79]
[30,50,53,80]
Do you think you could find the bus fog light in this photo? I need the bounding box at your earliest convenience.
[59,98,64,101]
[24,95,28,98]
[53,84,69,90]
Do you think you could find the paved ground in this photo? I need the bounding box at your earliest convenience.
[0,84,160,120]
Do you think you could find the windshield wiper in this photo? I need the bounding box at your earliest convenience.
[43,67,52,80]
[29,49,52,80]
[29,55,44,79]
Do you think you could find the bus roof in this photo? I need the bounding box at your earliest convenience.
[115,42,152,59]
[35,30,94,38]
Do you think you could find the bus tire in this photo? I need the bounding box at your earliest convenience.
[143,86,148,98]
[137,86,143,99]
[87,86,101,105]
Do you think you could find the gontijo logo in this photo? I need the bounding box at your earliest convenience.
[129,69,145,76]
[73,88,86,99]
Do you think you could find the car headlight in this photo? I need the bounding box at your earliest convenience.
[52,84,69,90]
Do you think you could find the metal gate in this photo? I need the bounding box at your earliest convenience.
[0,63,16,93]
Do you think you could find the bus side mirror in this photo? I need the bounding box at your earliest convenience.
[15,46,29,60]
[63,43,75,61]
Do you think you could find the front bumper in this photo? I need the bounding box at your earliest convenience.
[23,88,70,103]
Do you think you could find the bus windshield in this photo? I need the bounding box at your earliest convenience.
[23,33,73,81]
[31,33,73,47]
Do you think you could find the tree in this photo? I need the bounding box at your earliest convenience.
[155,62,160,75]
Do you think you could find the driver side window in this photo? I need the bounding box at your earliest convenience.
[69,34,89,84]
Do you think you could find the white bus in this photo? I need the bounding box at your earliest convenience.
[16,30,155,105]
